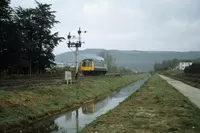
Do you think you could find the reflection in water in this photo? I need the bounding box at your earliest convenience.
[51,77,149,133]
[82,98,109,114]
[12,77,149,133]
[65,112,72,121]
[76,110,79,133]
[50,98,110,133]
[82,103,95,114]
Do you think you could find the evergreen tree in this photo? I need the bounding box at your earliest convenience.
[0,0,23,73]
[14,1,64,74]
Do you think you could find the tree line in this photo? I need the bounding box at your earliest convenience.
[154,59,179,71]
[154,58,200,74]
[98,50,134,74]
[0,0,64,76]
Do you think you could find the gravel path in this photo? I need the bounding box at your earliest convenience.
[160,75,200,109]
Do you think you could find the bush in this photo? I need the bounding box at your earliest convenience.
[184,63,200,74]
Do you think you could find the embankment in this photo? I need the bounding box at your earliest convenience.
[160,70,200,89]
[0,74,147,131]
[81,75,200,133]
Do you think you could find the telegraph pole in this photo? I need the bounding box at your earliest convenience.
[67,27,87,80]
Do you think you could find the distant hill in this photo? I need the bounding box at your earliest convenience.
[55,49,200,72]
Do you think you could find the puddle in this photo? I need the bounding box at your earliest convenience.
[13,76,150,133]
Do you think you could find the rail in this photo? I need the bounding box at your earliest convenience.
[0,73,135,90]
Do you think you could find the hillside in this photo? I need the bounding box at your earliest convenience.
[55,49,200,72]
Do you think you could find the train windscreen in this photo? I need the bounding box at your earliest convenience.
[82,61,92,67]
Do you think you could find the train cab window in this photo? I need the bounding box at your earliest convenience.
[88,62,92,67]
[82,62,86,67]
[82,61,92,67]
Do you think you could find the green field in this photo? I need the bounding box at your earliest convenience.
[81,75,200,133]
[0,74,147,130]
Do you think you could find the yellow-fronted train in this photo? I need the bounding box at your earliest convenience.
[80,58,107,76]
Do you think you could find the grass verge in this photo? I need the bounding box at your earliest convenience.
[160,70,200,89]
[81,75,200,133]
[0,74,147,131]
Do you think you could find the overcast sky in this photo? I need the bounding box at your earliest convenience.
[11,0,200,55]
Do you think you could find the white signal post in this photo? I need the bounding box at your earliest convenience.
[67,27,87,80]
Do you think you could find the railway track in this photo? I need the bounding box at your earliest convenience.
[0,73,122,90]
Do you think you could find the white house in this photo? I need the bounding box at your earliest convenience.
[177,62,192,70]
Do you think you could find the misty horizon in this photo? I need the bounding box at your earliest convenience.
[55,48,200,56]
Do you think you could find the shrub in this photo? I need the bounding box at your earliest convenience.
[184,63,200,74]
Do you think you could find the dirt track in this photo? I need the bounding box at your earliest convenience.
[160,75,200,109]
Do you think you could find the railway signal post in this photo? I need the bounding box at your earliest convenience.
[67,27,87,80]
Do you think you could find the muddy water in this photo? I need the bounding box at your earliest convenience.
[15,77,149,133]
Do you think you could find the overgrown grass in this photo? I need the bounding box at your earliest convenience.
[161,70,200,89]
[81,75,200,133]
[0,74,147,130]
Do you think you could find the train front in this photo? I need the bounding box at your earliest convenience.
[80,58,107,76]
[80,59,94,76]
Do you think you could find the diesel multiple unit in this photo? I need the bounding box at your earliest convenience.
[80,58,107,76]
